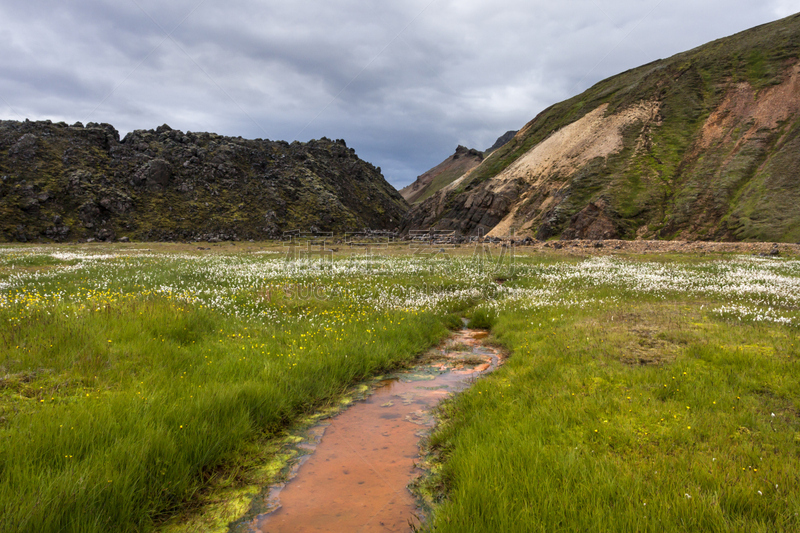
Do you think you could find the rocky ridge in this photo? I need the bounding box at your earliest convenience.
[485,130,518,153]
[0,121,408,242]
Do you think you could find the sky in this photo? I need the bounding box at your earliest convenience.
[1,1,798,189]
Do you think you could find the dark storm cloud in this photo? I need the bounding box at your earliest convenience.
[0,0,796,188]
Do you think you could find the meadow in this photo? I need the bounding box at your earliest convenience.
[0,242,798,532]
[424,253,800,532]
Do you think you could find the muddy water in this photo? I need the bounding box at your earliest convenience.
[244,329,502,533]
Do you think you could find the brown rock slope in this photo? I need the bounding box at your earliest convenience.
[402,13,800,243]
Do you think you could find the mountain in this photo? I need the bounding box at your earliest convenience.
[0,121,408,242]
[402,13,800,243]
[399,131,519,205]
[399,145,484,205]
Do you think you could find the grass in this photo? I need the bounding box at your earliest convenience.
[467,306,497,329]
[422,275,800,531]
[0,247,452,532]
[1,301,445,533]
[1,244,799,531]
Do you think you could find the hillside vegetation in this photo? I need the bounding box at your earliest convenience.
[399,131,518,206]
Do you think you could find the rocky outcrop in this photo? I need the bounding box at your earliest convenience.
[0,120,408,242]
[485,130,517,153]
[402,13,800,243]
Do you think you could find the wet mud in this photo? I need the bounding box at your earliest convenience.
[240,328,502,533]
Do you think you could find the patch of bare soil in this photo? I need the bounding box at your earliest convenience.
[589,304,709,366]
[698,62,800,153]
[620,324,680,366]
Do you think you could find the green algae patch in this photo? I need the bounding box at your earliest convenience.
[158,439,291,533]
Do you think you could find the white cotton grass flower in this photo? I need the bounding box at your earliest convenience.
[1,247,799,330]
[712,305,794,325]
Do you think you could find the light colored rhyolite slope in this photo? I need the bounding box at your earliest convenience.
[485,101,660,236]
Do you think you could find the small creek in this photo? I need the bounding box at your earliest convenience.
[235,327,503,533]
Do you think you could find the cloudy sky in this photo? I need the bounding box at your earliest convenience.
[1,1,798,188]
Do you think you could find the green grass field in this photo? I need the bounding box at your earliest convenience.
[1,243,798,532]
[423,254,800,532]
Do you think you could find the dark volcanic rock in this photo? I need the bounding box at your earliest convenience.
[485,130,517,153]
[400,178,520,236]
[0,121,408,242]
[143,159,172,188]
[9,134,37,160]
[561,202,618,240]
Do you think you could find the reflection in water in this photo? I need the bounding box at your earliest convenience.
[243,329,502,533]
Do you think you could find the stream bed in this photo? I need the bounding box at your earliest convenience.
[235,327,503,533]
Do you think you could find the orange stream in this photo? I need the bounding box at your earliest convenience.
[247,330,500,533]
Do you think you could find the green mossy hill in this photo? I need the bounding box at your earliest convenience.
[402,13,800,243]
[0,121,408,242]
